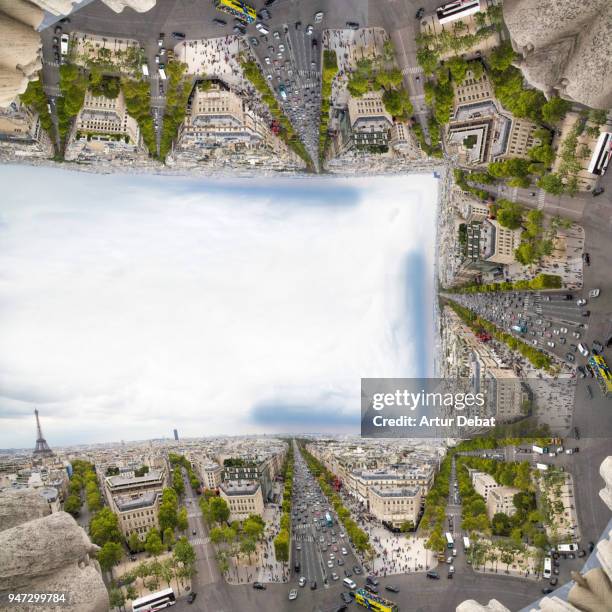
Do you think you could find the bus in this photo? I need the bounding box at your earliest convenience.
[557,543,578,553]
[445,532,454,549]
[463,536,470,551]
[60,34,70,55]
[511,324,527,333]
[141,63,149,77]
[587,131,611,176]
[543,557,552,579]
[158,66,167,80]
[436,0,481,25]
[132,588,176,611]
[213,0,256,24]
[325,511,333,527]
[354,588,399,612]
[588,355,612,398]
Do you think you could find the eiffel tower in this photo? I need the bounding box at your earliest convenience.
[33,409,54,457]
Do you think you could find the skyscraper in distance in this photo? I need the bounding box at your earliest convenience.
[173,429,179,441]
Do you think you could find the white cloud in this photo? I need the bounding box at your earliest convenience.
[0,168,438,446]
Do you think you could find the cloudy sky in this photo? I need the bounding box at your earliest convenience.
[0,166,439,448]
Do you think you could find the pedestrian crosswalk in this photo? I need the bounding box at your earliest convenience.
[292,534,314,542]
[402,66,424,75]
[190,536,209,546]
[537,189,546,210]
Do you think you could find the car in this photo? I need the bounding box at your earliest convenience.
[573,331,581,339]
[553,329,560,335]
[337,558,345,566]
[250,37,259,46]
[542,588,554,594]
[54,25,62,34]
[448,571,454,579]
[346,21,360,29]
[560,327,568,333]
[427,571,440,579]
[566,352,576,362]
[366,576,379,586]
[330,554,335,560]
[288,589,298,600]
[306,24,314,35]
[272,30,280,39]
[310,580,317,590]
[385,585,400,593]
[588,541,595,552]
[278,43,285,51]
[593,340,604,353]
[298,576,307,587]
[353,565,362,574]
[233,25,246,35]
[312,38,318,48]
[264,56,271,64]
[295,21,302,30]
[341,547,348,555]
[576,298,587,307]
[172,32,186,39]
[592,187,605,196]
[341,592,352,603]
[187,592,197,604]
[331,572,339,581]
[314,11,324,23]
[415,7,425,18]
[583,253,591,266]
[192,529,197,535]
[258,8,271,20]
[578,343,590,357]
[365,584,379,594]
[253,582,266,590]
[158,34,164,46]
[327,560,334,568]
[577,550,587,558]
[547,341,555,348]
[213,18,227,26]
[344,569,352,577]
[256,22,269,34]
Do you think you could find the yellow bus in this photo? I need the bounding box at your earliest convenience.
[214,0,256,23]
[354,588,399,612]
[589,355,612,397]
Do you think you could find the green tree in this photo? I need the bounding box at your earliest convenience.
[416,48,439,75]
[144,529,164,557]
[537,173,564,195]
[209,497,230,524]
[177,507,188,532]
[89,508,122,547]
[528,143,556,166]
[64,495,82,516]
[382,87,413,118]
[163,527,175,550]
[496,200,523,229]
[274,529,290,562]
[487,41,516,72]
[447,56,469,84]
[541,97,571,125]
[98,541,123,578]
[174,536,196,569]
[128,532,142,553]
[347,73,369,97]
[108,587,125,611]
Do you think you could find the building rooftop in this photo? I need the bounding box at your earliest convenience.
[114,491,158,512]
[220,480,260,495]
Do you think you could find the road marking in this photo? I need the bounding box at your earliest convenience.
[537,189,546,209]
[402,66,424,75]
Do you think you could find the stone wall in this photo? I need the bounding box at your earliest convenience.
[0,489,108,612]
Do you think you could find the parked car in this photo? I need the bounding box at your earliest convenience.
[288,589,298,600]
[592,187,605,196]
[187,592,197,604]
[589,288,600,298]
[427,571,440,579]
[385,585,400,593]
[253,582,266,590]
[593,340,604,353]
[172,32,186,39]
[576,298,587,307]
[346,21,360,29]
[415,7,425,18]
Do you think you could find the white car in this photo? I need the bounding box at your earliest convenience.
[329,554,335,560]
[278,43,285,51]
[342,547,348,555]
[547,341,555,348]
[256,22,269,34]
[273,30,280,39]
[327,560,333,568]
[560,327,568,333]
[314,11,324,23]
[578,343,590,357]
[264,56,271,64]
[306,24,314,35]
[288,589,298,600]
[589,288,600,298]
[296,544,301,550]
[576,299,587,307]
[298,576,307,587]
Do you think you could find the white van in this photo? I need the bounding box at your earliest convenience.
[343,578,356,590]
[578,343,589,357]
[256,22,269,34]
